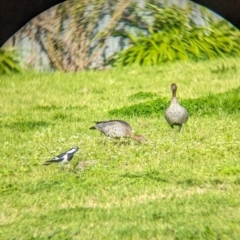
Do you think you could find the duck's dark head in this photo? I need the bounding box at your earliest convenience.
[171,83,177,92]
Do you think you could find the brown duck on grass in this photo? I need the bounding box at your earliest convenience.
[89,120,146,143]
[165,83,189,131]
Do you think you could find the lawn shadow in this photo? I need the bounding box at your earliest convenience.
[4,120,50,132]
[109,87,240,117]
[121,170,168,183]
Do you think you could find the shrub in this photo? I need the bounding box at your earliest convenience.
[0,48,22,74]
[108,4,240,67]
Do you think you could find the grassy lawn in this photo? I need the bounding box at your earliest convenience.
[0,57,240,239]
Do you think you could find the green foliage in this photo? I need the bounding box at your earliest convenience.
[109,87,240,117]
[108,4,240,67]
[0,48,22,74]
[146,3,192,31]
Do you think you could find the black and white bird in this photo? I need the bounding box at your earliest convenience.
[43,146,79,166]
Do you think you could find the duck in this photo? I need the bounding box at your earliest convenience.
[165,83,189,131]
[89,120,145,142]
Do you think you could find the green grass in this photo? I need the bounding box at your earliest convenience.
[0,57,240,239]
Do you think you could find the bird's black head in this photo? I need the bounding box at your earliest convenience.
[72,146,79,152]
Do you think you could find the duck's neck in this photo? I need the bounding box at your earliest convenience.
[171,89,178,103]
[172,89,177,98]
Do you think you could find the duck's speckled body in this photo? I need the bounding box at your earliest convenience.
[90,120,145,142]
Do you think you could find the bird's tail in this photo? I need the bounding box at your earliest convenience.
[43,161,51,166]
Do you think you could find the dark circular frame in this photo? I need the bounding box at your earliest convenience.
[0,0,240,47]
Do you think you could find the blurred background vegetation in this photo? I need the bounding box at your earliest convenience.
[0,48,22,74]
[1,0,240,73]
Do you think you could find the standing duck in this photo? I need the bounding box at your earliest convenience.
[89,120,145,142]
[165,83,189,131]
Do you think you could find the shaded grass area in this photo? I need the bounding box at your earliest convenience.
[3,120,51,132]
[3,193,239,240]
[109,87,240,117]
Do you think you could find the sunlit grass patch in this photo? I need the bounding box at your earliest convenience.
[0,56,240,239]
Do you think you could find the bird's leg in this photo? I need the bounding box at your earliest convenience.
[66,164,71,169]
[112,137,121,147]
[178,125,182,132]
[104,137,112,148]
[58,163,70,171]
[119,137,126,145]
[179,124,185,132]
[172,123,183,132]
[57,165,64,172]
[67,164,72,173]
[119,137,130,146]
